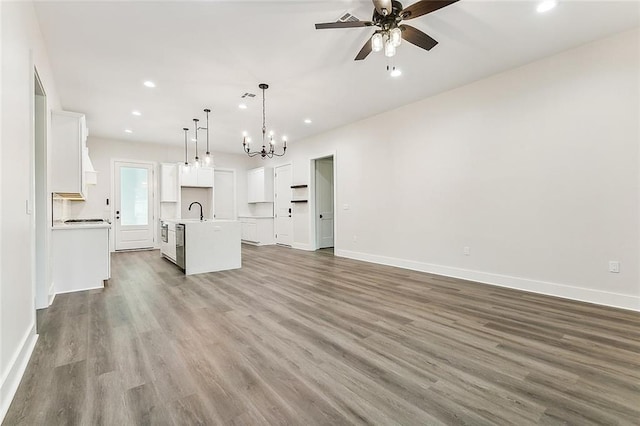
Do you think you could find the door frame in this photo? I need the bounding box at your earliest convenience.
[110,159,158,251]
[33,67,51,309]
[273,162,293,246]
[309,152,337,251]
[213,168,237,219]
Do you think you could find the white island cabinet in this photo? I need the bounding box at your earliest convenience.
[164,219,241,275]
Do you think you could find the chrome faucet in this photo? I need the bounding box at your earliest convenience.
[188,201,204,221]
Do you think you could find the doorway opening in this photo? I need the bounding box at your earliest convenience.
[34,68,50,309]
[312,155,335,252]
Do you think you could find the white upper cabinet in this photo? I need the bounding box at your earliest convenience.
[180,166,213,187]
[51,110,90,200]
[247,167,273,203]
[160,163,179,202]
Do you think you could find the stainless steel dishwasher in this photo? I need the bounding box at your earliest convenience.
[175,224,185,270]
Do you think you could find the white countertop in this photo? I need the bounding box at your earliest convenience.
[52,221,111,230]
[162,218,241,224]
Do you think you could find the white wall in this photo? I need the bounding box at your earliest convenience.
[0,1,62,421]
[68,137,256,248]
[266,29,640,311]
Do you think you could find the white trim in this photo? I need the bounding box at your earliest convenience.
[0,324,38,423]
[55,284,104,295]
[292,242,314,251]
[335,249,640,312]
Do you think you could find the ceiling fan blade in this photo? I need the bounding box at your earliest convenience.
[355,33,376,61]
[315,21,374,30]
[400,25,438,51]
[401,0,459,20]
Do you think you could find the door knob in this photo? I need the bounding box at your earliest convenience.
[319,214,323,219]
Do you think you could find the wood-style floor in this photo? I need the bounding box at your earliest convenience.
[4,245,640,425]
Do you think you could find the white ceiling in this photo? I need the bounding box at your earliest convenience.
[34,1,639,153]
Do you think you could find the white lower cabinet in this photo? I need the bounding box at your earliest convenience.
[167,229,176,260]
[161,222,177,262]
[239,217,274,245]
[52,225,111,294]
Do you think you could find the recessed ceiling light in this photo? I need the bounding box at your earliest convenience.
[304,119,312,124]
[143,80,156,88]
[124,129,133,134]
[536,0,557,13]
[132,110,141,116]
[390,68,402,77]
[239,103,247,109]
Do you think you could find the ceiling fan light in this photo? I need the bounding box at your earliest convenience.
[371,33,383,52]
[390,27,402,47]
[384,38,396,57]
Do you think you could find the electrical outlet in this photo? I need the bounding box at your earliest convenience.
[463,246,470,256]
[608,261,620,273]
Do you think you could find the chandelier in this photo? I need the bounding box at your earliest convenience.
[242,83,287,158]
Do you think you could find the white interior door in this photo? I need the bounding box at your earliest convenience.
[114,161,154,250]
[315,157,334,249]
[274,164,292,246]
[214,169,235,219]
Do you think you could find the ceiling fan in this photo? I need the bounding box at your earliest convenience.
[315,0,459,60]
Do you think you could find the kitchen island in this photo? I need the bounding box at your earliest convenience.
[162,219,241,275]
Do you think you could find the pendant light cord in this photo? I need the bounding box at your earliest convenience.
[262,86,266,147]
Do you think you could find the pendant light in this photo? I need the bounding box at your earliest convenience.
[192,118,200,168]
[203,108,212,165]
[242,83,287,158]
[182,127,190,173]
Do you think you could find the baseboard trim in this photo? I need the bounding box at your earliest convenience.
[335,249,640,312]
[0,324,38,423]
[55,284,104,295]
[292,243,314,251]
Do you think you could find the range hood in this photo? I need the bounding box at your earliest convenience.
[83,147,98,186]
